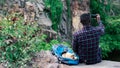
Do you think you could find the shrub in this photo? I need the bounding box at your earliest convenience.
[0,0,6,6]
[44,0,63,31]
[0,13,71,67]
[100,17,120,58]
[0,13,52,67]
[90,0,120,58]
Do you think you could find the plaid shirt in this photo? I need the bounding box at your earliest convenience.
[72,21,104,64]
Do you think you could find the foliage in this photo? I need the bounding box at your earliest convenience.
[44,0,63,31]
[91,0,120,58]
[110,0,120,16]
[100,17,120,58]
[90,0,107,22]
[0,13,70,67]
[0,14,37,67]
[0,13,58,67]
[0,0,6,6]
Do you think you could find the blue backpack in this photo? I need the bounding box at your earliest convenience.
[51,44,79,65]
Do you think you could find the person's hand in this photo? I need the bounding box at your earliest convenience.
[96,14,101,23]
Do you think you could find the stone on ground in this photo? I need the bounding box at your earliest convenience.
[31,50,72,68]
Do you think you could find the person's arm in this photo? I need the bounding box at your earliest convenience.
[72,34,78,54]
[96,14,105,35]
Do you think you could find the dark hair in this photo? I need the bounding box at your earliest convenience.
[80,13,91,26]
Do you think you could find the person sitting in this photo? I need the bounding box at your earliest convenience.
[72,13,105,64]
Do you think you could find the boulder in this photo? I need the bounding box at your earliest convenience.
[31,50,72,68]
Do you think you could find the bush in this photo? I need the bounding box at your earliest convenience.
[90,0,106,22]
[44,0,63,31]
[90,0,120,58]
[100,17,120,58]
[0,13,70,67]
[0,13,54,67]
[0,0,6,6]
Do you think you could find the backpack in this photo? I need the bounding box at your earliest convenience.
[51,44,79,65]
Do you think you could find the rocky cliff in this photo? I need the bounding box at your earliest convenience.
[0,0,57,41]
[59,0,90,43]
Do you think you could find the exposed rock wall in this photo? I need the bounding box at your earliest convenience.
[0,0,89,43]
[59,0,72,43]
[0,0,56,41]
[59,0,90,43]
[71,0,90,33]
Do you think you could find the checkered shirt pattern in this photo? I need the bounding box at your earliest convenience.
[72,21,104,64]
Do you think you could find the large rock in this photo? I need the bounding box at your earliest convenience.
[31,50,72,68]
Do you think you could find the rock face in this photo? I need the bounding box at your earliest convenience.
[71,0,89,33]
[59,0,72,42]
[30,51,72,68]
[0,0,89,42]
[0,0,48,25]
[59,0,90,42]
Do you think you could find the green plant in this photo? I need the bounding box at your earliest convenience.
[90,0,120,58]
[44,0,63,31]
[0,0,6,6]
[0,13,54,67]
[90,0,107,22]
[0,13,71,67]
[100,17,120,58]
[0,14,38,67]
